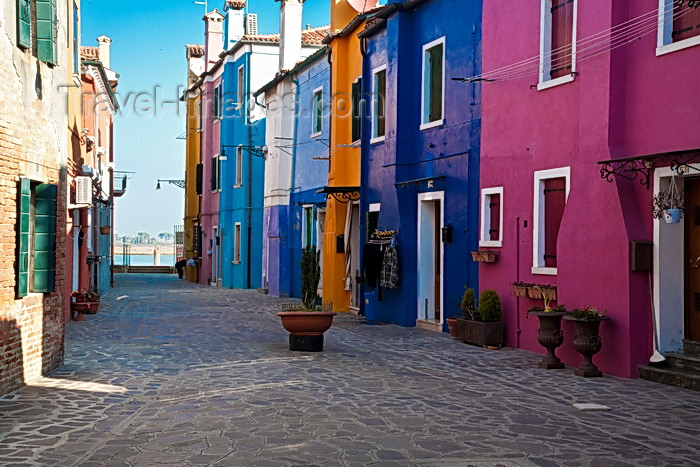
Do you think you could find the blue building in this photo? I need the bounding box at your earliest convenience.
[358,0,482,329]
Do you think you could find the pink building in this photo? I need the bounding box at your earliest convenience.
[479,0,700,378]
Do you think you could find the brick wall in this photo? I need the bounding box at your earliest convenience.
[0,1,70,395]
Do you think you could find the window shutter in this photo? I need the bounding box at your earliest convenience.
[673,3,700,42]
[489,193,500,241]
[429,44,443,122]
[17,0,31,49]
[376,70,386,137]
[211,156,218,191]
[305,208,313,249]
[543,178,566,268]
[16,178,31,298]
[33,183,57,292]
[195,163,203,195]
[352,80,361,142]
[314,92,323,133]
[550,0,574,79]
[36,0,58,65]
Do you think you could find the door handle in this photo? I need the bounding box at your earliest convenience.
[693,257,700,269]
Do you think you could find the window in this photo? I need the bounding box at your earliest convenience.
[372,66,386,142]
[657,0,700,55]
[196,99,202,131]
[302,206,314,249]
[213,84,223,119]
[367,203,380,238]
[539,0,577,90]
[233,223,241,263]
[211,155,221,191]
[351,77,363,142]
[532,168,570,275]
[311,87,323,137]
[421,38,445,129]
[235,146,243,187]
[195,163,203,195]
[72,2,79,74]
[480,187,503,248]
[18,0,58,65]
[237,65,245,110]
[16,179,57,297]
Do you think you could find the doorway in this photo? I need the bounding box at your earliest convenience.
[686,178,700,341]
[348,202,361,311]
[417,192,444,325]
[212,226,219,286]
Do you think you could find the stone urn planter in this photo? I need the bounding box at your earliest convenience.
[445,317,459,339]
[278,311,336,352]
[529,310,567,369]
[565,311,610,377]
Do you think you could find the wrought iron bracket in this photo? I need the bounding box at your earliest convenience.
[316,186,360,204]
[598,150,700,189]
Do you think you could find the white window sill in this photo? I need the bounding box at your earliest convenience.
[479,240,502,248]
[656,36,700,56]
[537,74,575,91]
[370,135,386,145]
[420,119,445,131]
[531,266,557,276]
[234,184,242,189]
[232,260,241,265]
[311,131,323,139]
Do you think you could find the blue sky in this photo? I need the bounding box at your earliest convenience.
[81,0,330,237]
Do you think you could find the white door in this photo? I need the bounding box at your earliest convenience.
[349,203,361,309]
[212,226,219,285]
[417,192,444,323]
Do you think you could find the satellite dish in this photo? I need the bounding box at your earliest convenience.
[346,0,379,13]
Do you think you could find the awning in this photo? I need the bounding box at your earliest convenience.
[316,186,360,203]
[598,149,700,189]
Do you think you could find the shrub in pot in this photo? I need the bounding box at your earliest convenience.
[457,289,504,348]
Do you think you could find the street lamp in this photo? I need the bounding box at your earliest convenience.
[156,179,186,190]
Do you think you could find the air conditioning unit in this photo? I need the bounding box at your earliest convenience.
[246,14,258,35]
[75,176,93,205]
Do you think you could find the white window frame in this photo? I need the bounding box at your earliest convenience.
[233,222,242,264]
[371,64,387,144]
[479,187,504,248]
[538,0,578,91]
[212,154,222,192]
[420,37,446,130]
[235,146,243,187]
[351,75,363,144]
[656,0,700,56]
[237,65,245,110]
[311,86,323,138]
[532,167,570,275]
[369,203,381,212]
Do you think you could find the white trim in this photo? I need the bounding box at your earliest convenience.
[417,191,445,325]
[311,85,324,137]
[538,0,578,88]
[233,222,242,264]
[351,75,362,144]
[532,167,570,275]
[369,203,381,212]
[479,186,503,248]
[301,205,314,249]
[234,146,243,188]
[371,64,387,140]
[421,37,446,127]
[656,0,700,55]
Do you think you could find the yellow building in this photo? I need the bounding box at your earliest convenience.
[184,45,205,282]
[321,1,379,312]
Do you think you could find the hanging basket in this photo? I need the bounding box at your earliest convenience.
[100,225,111,235]
[663,209,682,224]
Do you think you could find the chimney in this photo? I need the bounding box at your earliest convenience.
[278,0,306,71]
[97,35,112,69]
[224,1,246,50]
[203,10,225,72]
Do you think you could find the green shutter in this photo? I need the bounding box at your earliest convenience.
[36,0,57,65]
[352,80,361,142]
[429,44,443,122]
[17,0,31,49]
[16,178,31,298]
[32,183,57,293]
[314,92,323,134]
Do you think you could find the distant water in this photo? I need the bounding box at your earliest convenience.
[114,254,175,266]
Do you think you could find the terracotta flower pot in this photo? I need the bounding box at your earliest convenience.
[446,317,459,339]
[278,311,336,352]
[100,225,110,235]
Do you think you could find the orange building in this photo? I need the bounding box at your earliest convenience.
[321,1,380,312]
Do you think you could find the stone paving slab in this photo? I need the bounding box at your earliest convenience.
[1,274,700,466]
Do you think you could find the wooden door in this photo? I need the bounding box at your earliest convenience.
[686,179,700,341]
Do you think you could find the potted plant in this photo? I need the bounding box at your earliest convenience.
[70,289,101,319]
[511,281,529,297]
[564,306,610,377]
[278,246,336,352]
[527,287,568,369]
[471,250,497,263]
[652,176,684,224]
[100,225,111,235]
[457,288,504,348]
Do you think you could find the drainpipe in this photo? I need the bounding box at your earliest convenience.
[290,74,300,293]
[516,216,521,347]
[246,52,252,289]
[358,37,370,314]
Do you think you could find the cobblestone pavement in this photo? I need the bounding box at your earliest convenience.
[1,274,700,467]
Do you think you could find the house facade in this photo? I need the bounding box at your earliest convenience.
[479,0,700,378]
[1,0,71,394]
